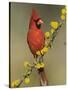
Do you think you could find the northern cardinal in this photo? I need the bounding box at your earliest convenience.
[27,9,48,86]
[27,9,45,57]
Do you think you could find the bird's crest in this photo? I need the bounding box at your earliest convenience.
[29,8,40,29]
[32,8,39,20]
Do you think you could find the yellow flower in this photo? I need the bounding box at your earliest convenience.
[45,32,50,38]
[60,15,65,20]
[24,77,30,84]
[36,51,41,56]
[39,47,48,55]
[24,61,30,67]
[61,8,66,15]
[35,63,41,69]
[50,21,59,29]
[43,47,48,53]
[50,28,55,34]
[36,47,48,56]
[41,49,44,55]
[35,62,45,69]
[14,80,19,86]
[11,79,20,87]
[40,62,45,68]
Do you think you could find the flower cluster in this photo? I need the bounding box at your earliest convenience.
[24,77,30,84]
[11,79,20,87]
[11,61,33,87]
[24,61,30,68]
[60,7,66,20]
[36,47,48,56]
[11,77,30,87]
[35,62,45,69]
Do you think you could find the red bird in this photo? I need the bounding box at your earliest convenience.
[27,9,48,85]
[27,9,45,58]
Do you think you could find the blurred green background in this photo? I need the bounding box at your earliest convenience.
[10,2,66,87]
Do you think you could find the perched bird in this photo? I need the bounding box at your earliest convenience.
[27,9,45,58]
[27,9,48,86]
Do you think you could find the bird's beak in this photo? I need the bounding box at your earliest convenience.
[39,19,44,24]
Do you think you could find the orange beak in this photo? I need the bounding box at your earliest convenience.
[39,19,44,24]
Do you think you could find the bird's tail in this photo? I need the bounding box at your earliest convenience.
[38,68,48,86]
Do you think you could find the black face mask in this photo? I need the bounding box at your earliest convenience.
[34,18,41,29]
